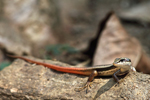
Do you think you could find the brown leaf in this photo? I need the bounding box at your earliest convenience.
[93,13,150,74]
[136,52,150,74]
[4,0,57,48]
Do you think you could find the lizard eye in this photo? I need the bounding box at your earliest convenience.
[119,59,125,62]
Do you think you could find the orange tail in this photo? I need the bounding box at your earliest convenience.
[8,55,93,75]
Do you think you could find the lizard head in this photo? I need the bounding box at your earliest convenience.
[113,57,132,69]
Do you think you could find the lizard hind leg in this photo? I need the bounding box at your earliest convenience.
[74,70,98,92]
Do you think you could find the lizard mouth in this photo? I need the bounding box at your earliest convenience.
[113,62,132,70]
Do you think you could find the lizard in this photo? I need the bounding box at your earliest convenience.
[8,55,136,91]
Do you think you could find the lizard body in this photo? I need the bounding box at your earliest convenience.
[8,55,134,91]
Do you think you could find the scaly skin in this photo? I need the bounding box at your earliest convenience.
[8,55,115,76]
[8,55,132,91]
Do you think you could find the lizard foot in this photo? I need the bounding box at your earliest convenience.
[74,82,92,93]
[115,79,125,87]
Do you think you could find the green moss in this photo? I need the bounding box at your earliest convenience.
[0,61,11,70]
[45,44,78,59]
[46,44,78,55]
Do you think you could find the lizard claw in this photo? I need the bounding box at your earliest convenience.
[85,82,92,93]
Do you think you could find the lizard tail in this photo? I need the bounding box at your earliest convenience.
[7,55,92,76]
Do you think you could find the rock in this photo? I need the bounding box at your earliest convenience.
[0,57,150,99]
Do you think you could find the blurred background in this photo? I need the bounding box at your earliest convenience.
[0,0,150,70]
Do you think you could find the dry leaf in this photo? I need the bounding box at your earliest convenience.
[4,0,56,46]
[93,13,150,74]
[136,52,150,74]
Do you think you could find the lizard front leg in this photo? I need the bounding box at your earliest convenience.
[112,69,121,83]
[112,69,130,84]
